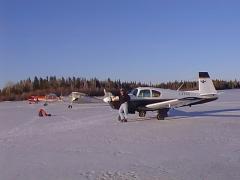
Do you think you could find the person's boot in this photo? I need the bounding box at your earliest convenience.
[118,116,122,122]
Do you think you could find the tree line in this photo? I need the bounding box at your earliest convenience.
[0,76,239,101]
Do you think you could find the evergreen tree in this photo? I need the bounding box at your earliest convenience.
[33,76,40,90]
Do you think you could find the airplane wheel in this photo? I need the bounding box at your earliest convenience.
[157,114,165,120]
[139,111,146,117]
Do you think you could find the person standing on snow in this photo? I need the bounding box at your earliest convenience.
[111,88,130,122]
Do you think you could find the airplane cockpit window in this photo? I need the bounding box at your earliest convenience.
[131,89,138,96]
[138,90,151,98]
[152,90,161,97]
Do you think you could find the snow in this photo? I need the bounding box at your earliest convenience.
[0,89,240,180]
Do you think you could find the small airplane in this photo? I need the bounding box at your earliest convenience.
[103,72,218,120]
[69,92,87,102]
[28,95,45,104]
[67,92,87,108]
[28,93,59,104]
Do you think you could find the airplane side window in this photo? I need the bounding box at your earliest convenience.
[152,90,161,97]
[138,90,150,98]
[132,89,138,96]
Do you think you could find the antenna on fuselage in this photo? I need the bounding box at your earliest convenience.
[177,82,184,91]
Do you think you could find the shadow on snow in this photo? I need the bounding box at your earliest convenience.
[169,108,240,119]
[127,108,240,122]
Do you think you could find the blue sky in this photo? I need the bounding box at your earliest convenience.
[1,0,240,89]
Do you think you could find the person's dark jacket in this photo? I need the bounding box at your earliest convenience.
[119,93,130,104]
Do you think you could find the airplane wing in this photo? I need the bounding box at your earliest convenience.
[146,98,201,109]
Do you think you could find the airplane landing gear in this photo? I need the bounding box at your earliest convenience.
[157,109,169,120]
[139,111,146,117]
[157,113,165,120]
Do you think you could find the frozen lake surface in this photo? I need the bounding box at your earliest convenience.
[0,89,240,180]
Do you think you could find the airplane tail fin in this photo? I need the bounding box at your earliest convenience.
[199,72,217,95]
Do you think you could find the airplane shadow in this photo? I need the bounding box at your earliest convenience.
[169,108,240,120]
[128,108,240,122]
[128,116,159,122]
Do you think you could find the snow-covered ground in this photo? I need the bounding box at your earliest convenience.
[0,89,240,180]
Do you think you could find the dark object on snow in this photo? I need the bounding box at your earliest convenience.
[38,108,51,117]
